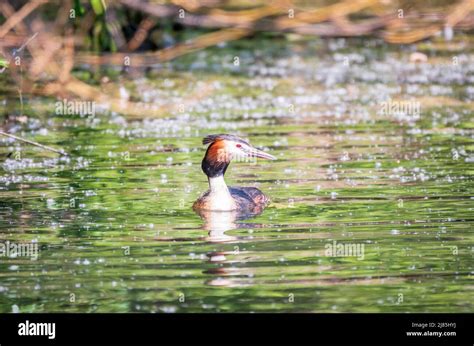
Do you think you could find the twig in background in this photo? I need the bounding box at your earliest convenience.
[0,131,68,156]
[0,0,47,38]
[126,16,157,51]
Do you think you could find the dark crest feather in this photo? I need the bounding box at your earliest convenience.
[202,134,249,146]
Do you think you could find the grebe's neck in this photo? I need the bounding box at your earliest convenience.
[207,175,236,211]
[208,175,229,192]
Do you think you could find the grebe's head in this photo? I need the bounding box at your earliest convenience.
[201,134,276,178]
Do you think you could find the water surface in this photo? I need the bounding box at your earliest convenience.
[0,37,473,312]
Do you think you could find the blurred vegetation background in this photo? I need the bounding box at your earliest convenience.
[0,0,473,118]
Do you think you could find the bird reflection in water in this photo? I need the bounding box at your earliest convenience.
[194,207,265,287]
[194,205,265,243]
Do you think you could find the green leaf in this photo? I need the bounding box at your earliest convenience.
[0,57,9,69]
[73,0,86,17]
[91,0,104,16]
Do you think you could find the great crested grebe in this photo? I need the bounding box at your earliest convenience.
[193,134,276,213]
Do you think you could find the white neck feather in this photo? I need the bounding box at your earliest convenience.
[207,176,236,211]
[209,175,228,192]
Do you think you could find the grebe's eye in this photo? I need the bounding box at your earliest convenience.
[236,144,242,148]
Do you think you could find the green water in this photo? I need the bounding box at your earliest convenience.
[0,37,473,312]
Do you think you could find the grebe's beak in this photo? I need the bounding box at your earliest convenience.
[248,147,276,160]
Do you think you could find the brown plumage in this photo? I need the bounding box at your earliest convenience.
[193,186,270,213]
